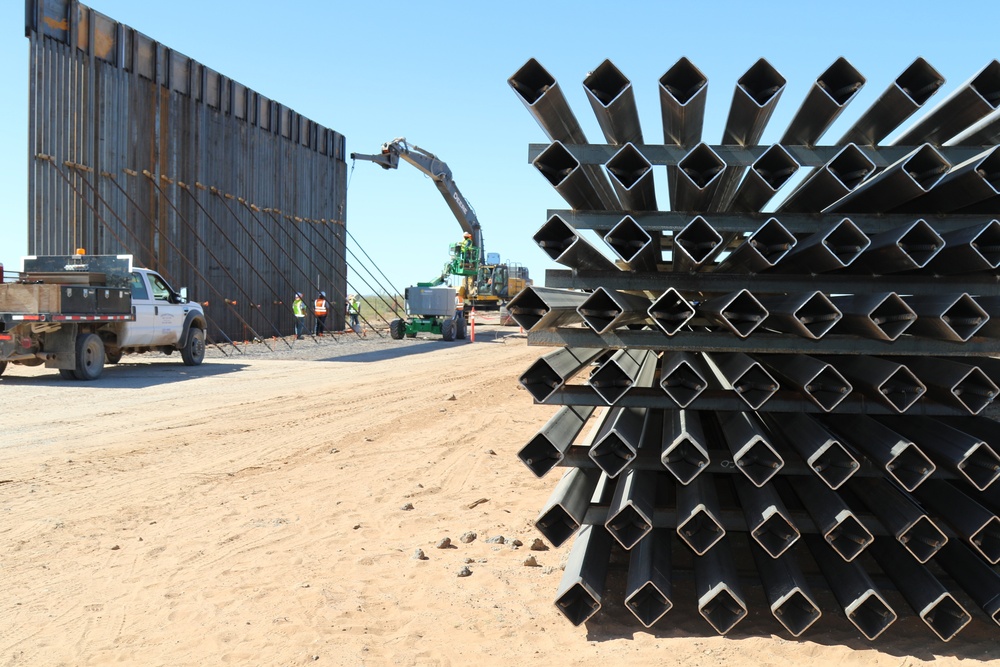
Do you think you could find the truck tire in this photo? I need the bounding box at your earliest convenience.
[105,347,123,364]
[389,319,406,340]
[456,317,467,340]
[441,318,456,342]
[181,327,206,366]
[74,333,105,381]
[0,361,6,376]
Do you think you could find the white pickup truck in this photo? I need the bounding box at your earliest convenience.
[0,254,207,381]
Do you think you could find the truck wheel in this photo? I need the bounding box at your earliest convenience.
[389,319,405,340]
[105,347,123,364]
[59,369,76,380]
[74,333,105,381]
[441,318,456,342]
[181,327,206,366]
[456,317,467,340]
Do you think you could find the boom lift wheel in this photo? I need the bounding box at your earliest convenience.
[389,318,406,340]
[441,318,456,342]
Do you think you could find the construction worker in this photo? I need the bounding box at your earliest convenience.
[454,287,465,321]
[292,292,307,339]
[459,232,473,267]
[314,291,330,336]
[347,294,360,330]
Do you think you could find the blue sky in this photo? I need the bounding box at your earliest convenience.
[2,1,999,293]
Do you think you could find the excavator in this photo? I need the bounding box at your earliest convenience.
[350,138,530,313]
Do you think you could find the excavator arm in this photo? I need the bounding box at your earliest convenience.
[351,138,485,265]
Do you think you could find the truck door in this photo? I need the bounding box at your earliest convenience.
[123,271,156,346]
[146,272,186,346]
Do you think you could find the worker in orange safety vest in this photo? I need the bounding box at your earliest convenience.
[314,291,330,336]
[454,288,465,322]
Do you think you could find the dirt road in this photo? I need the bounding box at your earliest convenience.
[1,330,998,666]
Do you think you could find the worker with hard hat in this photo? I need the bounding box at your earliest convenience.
[292,292,307,340]
[347,294,360,330]
[314,291,330,336]
[459,232,474,267]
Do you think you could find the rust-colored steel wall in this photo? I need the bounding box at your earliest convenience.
[25,0,348,340]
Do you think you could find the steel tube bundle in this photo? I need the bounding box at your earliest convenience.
[513,57,1000,642]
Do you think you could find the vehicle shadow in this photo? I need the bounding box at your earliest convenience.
[0,361,245,388]
[324,330,524,363]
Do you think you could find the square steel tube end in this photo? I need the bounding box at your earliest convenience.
[533,214,576,262]
[701,290,769,339]
[846,590,897,641]
[661,435,710,485]
[739,58,786,108]
[807,439,860,490]
[648,288,696,336]
[606,502,652,551]
[751,144,800,191]
[625,580,673,628]
[589,430,637,478]
[583,58,631,109]
[899,515,948,564]
[604,215,652,265]
[659,56,708,107]
[921,593,972,642]
[532,141,580,188]
[824,512,875,562]
[750,508,800,559]
[606,144,652,191]
[885,442,936,492]
[673,215,723,269]
[771,588,822,637]
[957,442,1000,491]
[677,504,725,556]
[800,364,853,413]
[508,57,554,106]
[899,57,946,106]
[762,292,842,340]
[534,502,581,549]
[517,433,565,478]
[970,516,1000,564]
[734,436,784,487]
[946,366,999,415]
[876,364,927,413]
[698,584,748,635]
[728,361,780,410]
[659,358,709,408]
[746,217,797,266]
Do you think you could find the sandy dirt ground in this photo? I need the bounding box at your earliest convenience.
[2,323,1000,666]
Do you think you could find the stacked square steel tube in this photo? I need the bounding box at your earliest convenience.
[509,56,1000,642]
